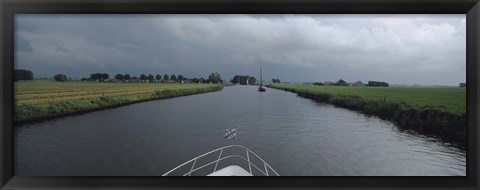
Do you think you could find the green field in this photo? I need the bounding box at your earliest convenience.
[15,81,225,123]
[270,84,466,147]
[271,84,466,114]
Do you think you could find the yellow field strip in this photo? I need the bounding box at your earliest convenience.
[15,88,166,101]
[16,89,162,105]
[15,87,150,95]
[15,89,116,95]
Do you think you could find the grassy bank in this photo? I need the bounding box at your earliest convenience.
[269,84,466,148]
[15,81,224,124]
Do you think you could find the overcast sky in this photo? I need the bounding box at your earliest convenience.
[15,14,466,85]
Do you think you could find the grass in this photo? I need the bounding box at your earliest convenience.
[269,84,466,148]
[15,81,225,124]
[271,84,465,114]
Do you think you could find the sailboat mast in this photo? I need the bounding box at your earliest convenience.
[260,65,263,86]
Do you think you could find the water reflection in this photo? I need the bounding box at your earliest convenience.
[15,85,466,176]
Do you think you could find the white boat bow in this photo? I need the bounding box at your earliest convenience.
[162,145,279,176]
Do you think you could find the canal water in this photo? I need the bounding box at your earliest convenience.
[14,85,466,176]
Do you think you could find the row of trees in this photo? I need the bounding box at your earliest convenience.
[14,69,34,81]
[312,79,389,87]
[14,69,462,88]
[79,72,222,83]
[367,81,389,87]
[14,69,69,82]
[125,74,187,82]
[271,78,281,83]
[230,75,257,85]
[207,72,223,84]
[89,73,110,81]
[313,79,349,86]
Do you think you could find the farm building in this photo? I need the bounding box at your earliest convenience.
[324,81,334,86]
[352,81,364,87]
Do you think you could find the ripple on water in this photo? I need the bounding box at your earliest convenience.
[14,86,466,176]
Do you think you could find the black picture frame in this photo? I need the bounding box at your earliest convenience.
[1,0,479,189]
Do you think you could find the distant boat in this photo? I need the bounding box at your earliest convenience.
[258,66,266,92]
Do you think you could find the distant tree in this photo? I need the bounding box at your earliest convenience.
[232,75,242,84]
[192,77,199,83]
[155,74,162,82]
[459,82,466,88]
[199,77,206,83]
[147,74,155,82]
[90,73,100,81]
[171,74,177,82]
[178,75,185,81]
[114,73,124,80]
[53,74,67,82]
[248,76,256,85]
[335,79,349,86]
[140,74,147,81]
[231,75,255,85]
[80,78,89,81]
[313,82,323,86]
[124,74,131,81]
[231,75,240,84]
[101,73,109,81]
[271,78,281,83]
[132,76,138,80]
[14,69,34,81]
[164,74,169,81]
[207,72,222,83]
[90,73,109,81]
[367,81,389,87]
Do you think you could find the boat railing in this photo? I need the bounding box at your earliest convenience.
[162,145,280,176]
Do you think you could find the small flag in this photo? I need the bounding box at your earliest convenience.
[224,128,236,139]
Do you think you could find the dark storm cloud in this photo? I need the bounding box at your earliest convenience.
[15,34,33,52]
[15,14,466,85]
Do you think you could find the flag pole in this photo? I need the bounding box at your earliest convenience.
[235,126,237,146]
